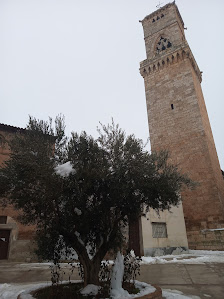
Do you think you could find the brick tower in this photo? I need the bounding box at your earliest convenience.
[140,2,224,249]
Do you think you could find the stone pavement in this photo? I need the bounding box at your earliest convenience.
[0,262,224,298]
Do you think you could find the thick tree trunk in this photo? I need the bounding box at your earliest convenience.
[79,254,101,286]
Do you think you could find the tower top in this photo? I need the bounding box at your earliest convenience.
[140,1,184,29]
[139,1,202,83]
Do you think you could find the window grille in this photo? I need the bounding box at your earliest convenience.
[152,222,167,238]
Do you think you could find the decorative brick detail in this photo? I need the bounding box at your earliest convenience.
[140,46,202,83]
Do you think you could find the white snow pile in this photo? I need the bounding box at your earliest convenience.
[80,284,101,296]
[141,249,224,264]
[55,161,75,177]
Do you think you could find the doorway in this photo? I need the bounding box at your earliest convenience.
[0,230,10,259]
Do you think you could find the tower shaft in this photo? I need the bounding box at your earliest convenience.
[140,2,224,249]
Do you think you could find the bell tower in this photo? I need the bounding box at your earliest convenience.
[140,2,224,249]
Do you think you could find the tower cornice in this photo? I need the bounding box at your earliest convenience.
[139,44,202,83]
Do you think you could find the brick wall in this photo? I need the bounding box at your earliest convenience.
[140,3,224,249]
[0,124,37,261]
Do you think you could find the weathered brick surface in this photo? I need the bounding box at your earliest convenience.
[140,3,224,249]
[0,124,37,261]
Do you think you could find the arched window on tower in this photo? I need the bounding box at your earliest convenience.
[156,36,172,54]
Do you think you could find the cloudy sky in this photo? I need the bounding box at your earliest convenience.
[1,0,223,169]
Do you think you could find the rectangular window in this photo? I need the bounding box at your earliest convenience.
[0,216,7,224]
[152,222,167,238]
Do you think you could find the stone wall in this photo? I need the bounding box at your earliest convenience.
[188,229,224,250]
[140,3,224,249]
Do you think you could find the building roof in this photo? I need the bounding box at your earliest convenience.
[0,123,25,133]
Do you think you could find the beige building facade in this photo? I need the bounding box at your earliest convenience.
[141,203,188,256]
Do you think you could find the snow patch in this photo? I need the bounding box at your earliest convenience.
[141,250,224,265]
[110,252,130,298]
[74,207,82,215]
[163,288,200,298]
[133,281,155,298]
[80,284,101,296]
[0,281,201,299]
[55,161,74,177]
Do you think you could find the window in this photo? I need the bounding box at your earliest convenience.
[156,36,172,54]
[152,222,167,238]
[0,216,7,224]
[171,104,174,110]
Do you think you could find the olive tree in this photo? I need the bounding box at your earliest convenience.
[0,116,192,286]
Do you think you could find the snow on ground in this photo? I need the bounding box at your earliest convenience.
[141,249,224,265]
[0,250,223,298]
[0,281,200,299]
[17,249,224,271]
[0,282,50,299]
[162,289,200,299]
[15,249,224,270]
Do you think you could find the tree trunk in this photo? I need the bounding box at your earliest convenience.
[79,254,101,286]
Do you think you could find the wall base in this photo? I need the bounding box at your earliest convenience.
[144,246,189,257]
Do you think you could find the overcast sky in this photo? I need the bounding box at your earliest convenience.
[1,0,223,169]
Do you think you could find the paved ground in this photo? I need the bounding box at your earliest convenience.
[0,262,224,298]
[139,263,224,299]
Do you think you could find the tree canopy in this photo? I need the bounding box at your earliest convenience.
[0,116,192,285]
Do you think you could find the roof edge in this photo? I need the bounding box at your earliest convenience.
[0,123,25,133]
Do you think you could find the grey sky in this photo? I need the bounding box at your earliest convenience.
[1,0,223,169]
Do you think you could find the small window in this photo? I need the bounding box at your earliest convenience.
[152,222,167,238]
[171,104,174,110]
[0,216,7,224]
